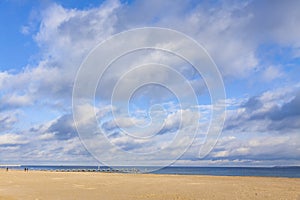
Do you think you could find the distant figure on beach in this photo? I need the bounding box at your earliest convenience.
[6,167,8,171]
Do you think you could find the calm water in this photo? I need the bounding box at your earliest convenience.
[3,165,299,178]
[153,166,300,178]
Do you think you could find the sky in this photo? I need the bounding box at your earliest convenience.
[0,0,300,166]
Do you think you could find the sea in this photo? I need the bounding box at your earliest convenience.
[2,165,300,178]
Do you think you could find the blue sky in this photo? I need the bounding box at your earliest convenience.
[0,0,300,166]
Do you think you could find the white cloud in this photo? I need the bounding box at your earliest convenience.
[1,93,33,109]
[163,109,198,131]
[20,25,30,35]
[35,1,120,64]
[213,150,229,158]
[0,1,121,111]
[261,66,284,82]
[123,0,259,78]
[2,0,298,110]
[1,0,300,165]
[38,132,55,140]
[0,133,28,145]
[0,111,19,131]
[0,71,11,90]
[248,0,300,48]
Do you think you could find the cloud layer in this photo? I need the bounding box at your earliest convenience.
[0,0,300,166]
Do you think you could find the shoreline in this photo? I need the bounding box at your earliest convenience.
[1,170,300,200]
[2,168,300,179]
[2,167,300,178]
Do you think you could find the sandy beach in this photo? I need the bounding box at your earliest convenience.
[0,170,299,200]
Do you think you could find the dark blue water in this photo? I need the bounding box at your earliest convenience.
[2,165,300,178]
[153,166,300,178]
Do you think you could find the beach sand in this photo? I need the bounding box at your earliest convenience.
[0,170,299,200]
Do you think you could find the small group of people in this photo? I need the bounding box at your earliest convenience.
[24,167,29,172]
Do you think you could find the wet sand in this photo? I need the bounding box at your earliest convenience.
[0,170,299,200]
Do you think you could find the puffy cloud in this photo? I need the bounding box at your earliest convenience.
[242,96,263,112]
[225,86,300,132]
[269,92,300,121]
[0,93,33,110]
[0,1,121,110]
[1,0,300,165]
[245,0,300,48]
[101,116,145,132]
[261,66,284,82]
[29,114,77,140]
[0,111,18,132]
[209,133,300,162]
[1,0,299,111]
[196,86,300,164]
[0,71,11,90]
[158,109,198,135]
[47,114,77,140]
[0,133,28,146]
[35,1,120,63]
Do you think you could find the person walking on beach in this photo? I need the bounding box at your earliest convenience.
[6,167,8,172]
